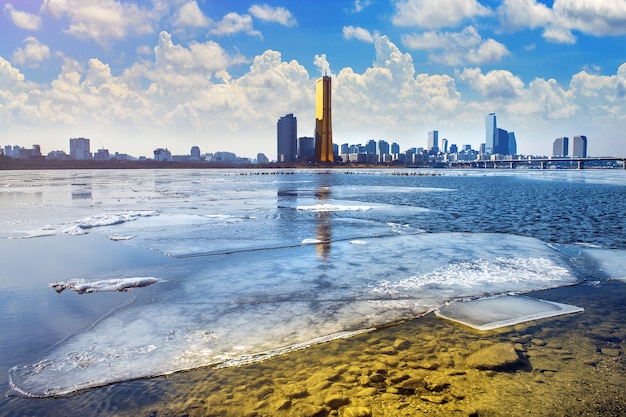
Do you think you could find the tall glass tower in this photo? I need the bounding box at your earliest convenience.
[315,76,333,163]
[485,113,496,155]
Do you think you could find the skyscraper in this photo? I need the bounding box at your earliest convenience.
[572,135,587,157]
[427,130,439,154]
[314,76,333,163]
[508,132,517,155]
[485,113,497,155]
[277,113,297,162]
[553,137,569,157]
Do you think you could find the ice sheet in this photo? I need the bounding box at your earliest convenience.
[435,295,584,330]
[581,248,626,280]
[9,232,581,398]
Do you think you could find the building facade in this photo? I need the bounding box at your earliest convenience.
[572,135,587,157]
[298,136,315,160]
[428,130,439,154]
[314,76,333,163]
[553,137,569,157]
[69,138,91,160]
[277,113,297,162]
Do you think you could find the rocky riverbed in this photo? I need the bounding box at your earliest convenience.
[122,281,626,417]
[6,281,625,417]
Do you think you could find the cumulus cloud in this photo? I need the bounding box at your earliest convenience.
[173,1,211,28]
[314,54,332,76]
[3,4,42,30]
[41,0,157,46]
[343,26,378,43]
[249,4,297,27]
[402,26,510,66]
[1,30,626,157]
[393,0,490,29]
[12,37,51,68]
[458,67,525,99]
[498,0,626,44]
[210,12,262,38]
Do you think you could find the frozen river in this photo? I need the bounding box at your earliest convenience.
[0,168,625,403]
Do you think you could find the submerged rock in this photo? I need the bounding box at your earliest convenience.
[466,343,524,370]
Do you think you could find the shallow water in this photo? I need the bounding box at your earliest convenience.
[1,168,625,415]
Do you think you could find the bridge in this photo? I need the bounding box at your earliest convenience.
[444,157,626,170]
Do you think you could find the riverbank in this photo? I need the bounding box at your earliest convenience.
[6,279,622,417]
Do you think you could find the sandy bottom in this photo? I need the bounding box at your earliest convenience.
[119,281,626,417]
[4,280,626,417]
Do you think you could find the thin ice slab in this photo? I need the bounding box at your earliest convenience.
[434,295,584,331]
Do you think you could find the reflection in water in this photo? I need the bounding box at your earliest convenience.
[315,185,331,260]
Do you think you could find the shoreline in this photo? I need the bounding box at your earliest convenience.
[5,279,624,417]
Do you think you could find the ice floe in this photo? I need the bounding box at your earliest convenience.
[435,295,584,331]
[49,277,159,294]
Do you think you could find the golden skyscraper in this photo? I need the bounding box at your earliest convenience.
[314,75,333,163]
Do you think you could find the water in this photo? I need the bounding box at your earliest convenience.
[0,168,624,414]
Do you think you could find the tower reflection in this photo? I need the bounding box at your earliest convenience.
[314,184,331,260]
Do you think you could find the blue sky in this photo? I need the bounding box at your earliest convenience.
[1,0,626,159]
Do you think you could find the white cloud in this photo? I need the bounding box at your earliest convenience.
[41,0,157,46]
[352,0,373,13]
[498,0,626,44]
[210,12,262,38]
[343,26,377,43]
[402,26,510,66]
[173,1,211,28]
[497,0,552,32]
[393,0,490,29]
[12,37,51,68]
[249,4,297,27]
[3,4,42,30]
[458,67,525,99]
[1,32,626,157]
[314,54,332,77]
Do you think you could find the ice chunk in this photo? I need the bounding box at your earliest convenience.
[296,203,371,212]
[435,295,584,330]
[49,277,159,294]
[61,211,158,235]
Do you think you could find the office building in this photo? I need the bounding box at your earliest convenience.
[69,137,91,160]
[314,76,333,163]
[298,136,315,160]
[428,130,439,154]
[485,113,514,155]
[553,137,569,157]
[508,132,517,155]
[572,135,587,157]
[485,113,497,155]
[277,113,297,162]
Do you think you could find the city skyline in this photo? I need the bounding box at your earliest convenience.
[1,1,626,158]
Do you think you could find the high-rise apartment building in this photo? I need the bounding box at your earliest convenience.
[553,137,569,157]
[314,76,333,163]
[572,135,587,157]
[277,113,297,162]
[69,137,91,160]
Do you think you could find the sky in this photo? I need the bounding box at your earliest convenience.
[1,0,626,159]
